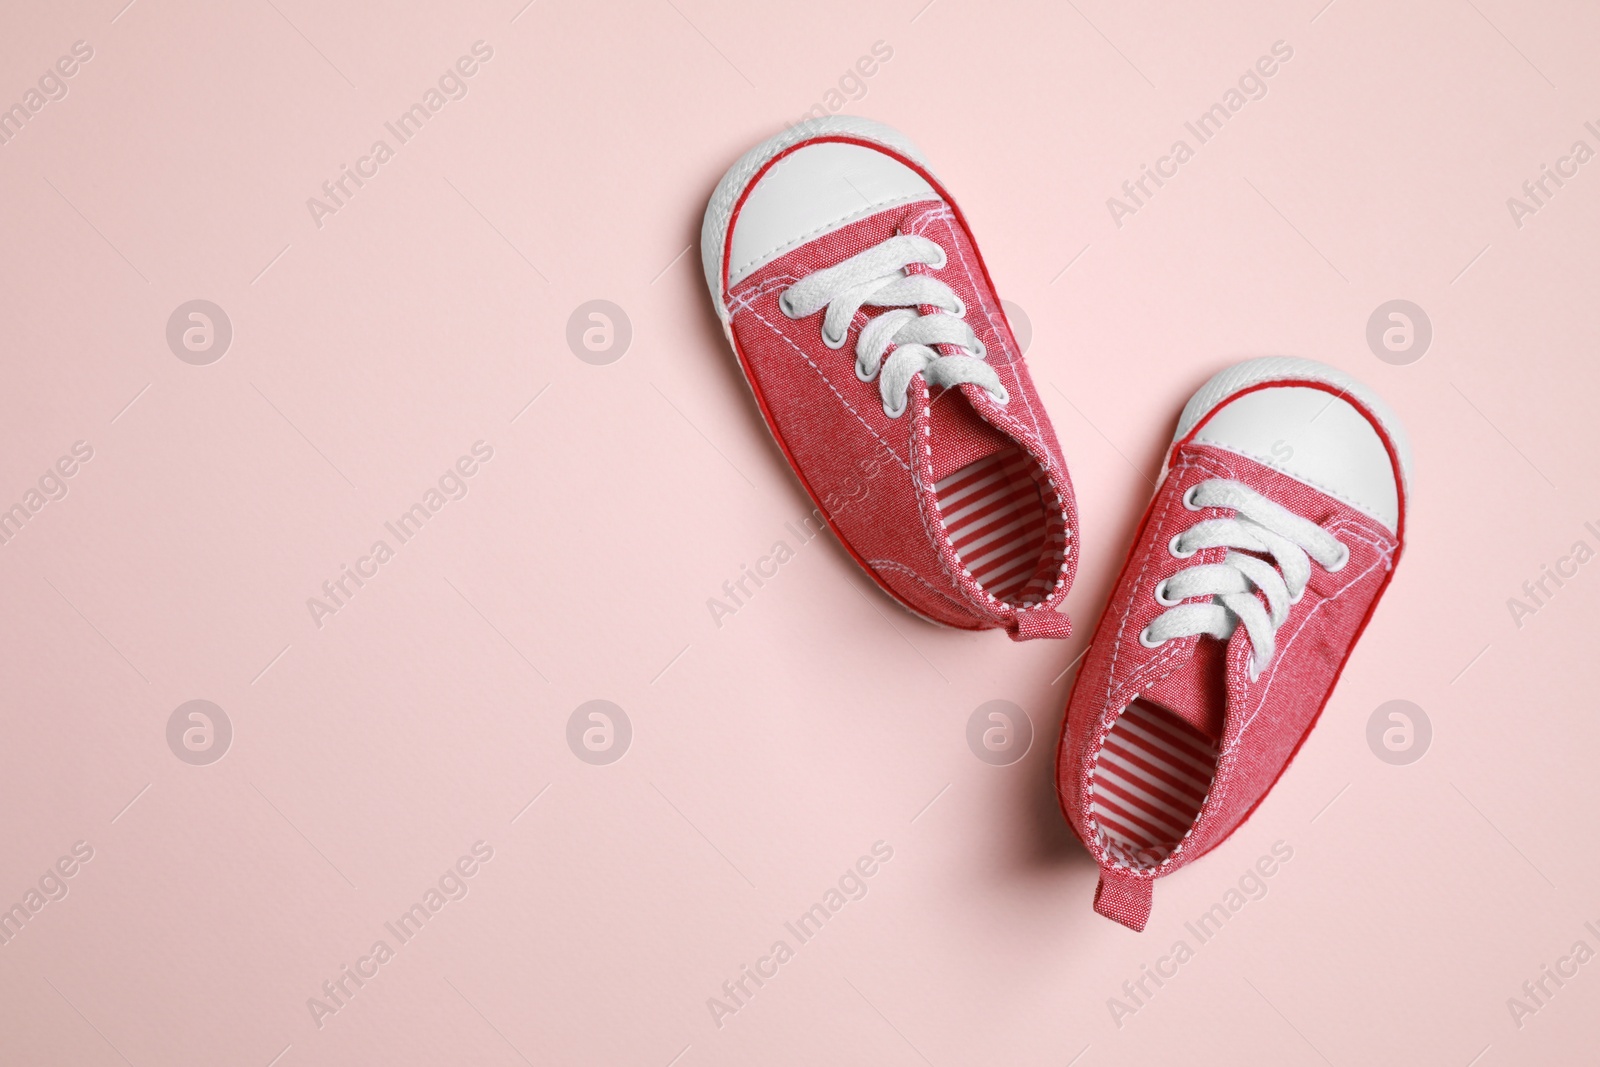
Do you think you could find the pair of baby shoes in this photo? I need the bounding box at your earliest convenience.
[700,117,1411,931]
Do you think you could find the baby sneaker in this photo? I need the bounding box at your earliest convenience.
[700,116,1078,639]
[1055,357,1411,930]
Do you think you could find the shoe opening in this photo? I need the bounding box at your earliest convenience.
[933,444,1067,607]
[1090,699,1219,869]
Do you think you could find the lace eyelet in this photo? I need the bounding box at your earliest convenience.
[779,290,801,319]
[1182,484,1204,511]
[1247,655,1264,682]
[950,296,966,318]
[927,245,948,270]
[1326,541,1350,573]
[882,401,907,420]
[1168,533,1197,559]
[968,339,988,360]
[855,360,875,383]
[821,325,848,350]
[1138,626,1163,649]
[988,385,1009,406]
[1154,579,1181,607]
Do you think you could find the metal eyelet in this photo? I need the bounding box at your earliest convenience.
[949,296,966,318]
[1138,626,1163,649]
[1326,541,1350,573]
[927,245,948,270]
[1154,579,1181,607]
[1182,484,1204,511]
[967,339,987,360]
[1168,533,1197,559]
[855,360,876,383]
[821,324,848,350]
[779,289,801,319]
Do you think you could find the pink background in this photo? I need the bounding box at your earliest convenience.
[1,0,1597,1064]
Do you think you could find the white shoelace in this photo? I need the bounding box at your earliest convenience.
[1140,478,1350,680]
[779,234,1007,418]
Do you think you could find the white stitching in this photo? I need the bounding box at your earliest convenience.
[1089,443,1399,869]
[1190,523,1392,839]
[1099,453,1233,707]
[731,207,1075,625]
[1195,438,1395,526]
[1230,520,1393,744]
[868,557,983,619]
[729,273,800,314]
[905,208,1076,616]
[933,210,1050,451]
[729,194,941,283]
[737,297,910,474]
[909,380,986,616]
[1081,451,1234,870]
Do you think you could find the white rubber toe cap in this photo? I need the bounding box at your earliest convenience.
[727,141,936,288]
[702,116,937,311]
[1176,357,1410,534]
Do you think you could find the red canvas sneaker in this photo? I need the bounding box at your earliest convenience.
[700,116,1078,640]
[1055,357,1412,930]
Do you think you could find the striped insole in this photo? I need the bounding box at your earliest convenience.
[1091,699,1220,868]
[933,446,1065,606]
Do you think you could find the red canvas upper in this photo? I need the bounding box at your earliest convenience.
[708,128,1078,639]
[1056,372,1408,931]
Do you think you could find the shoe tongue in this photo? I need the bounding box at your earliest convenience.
[925,386,1012,482]
[1138,634,1230,745]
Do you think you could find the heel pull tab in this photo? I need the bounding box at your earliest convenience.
[1094,867,1154,931]
[1008,607,1072,641]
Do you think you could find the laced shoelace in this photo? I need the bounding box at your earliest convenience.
[779,234,1007,418]
[1140,478,1350,680]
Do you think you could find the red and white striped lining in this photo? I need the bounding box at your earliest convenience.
[933,447,1064,606]
[1091,699,1219,868]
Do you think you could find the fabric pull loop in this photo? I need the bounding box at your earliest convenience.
[1094,866,1154,932]
[1008,607,1072,642]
